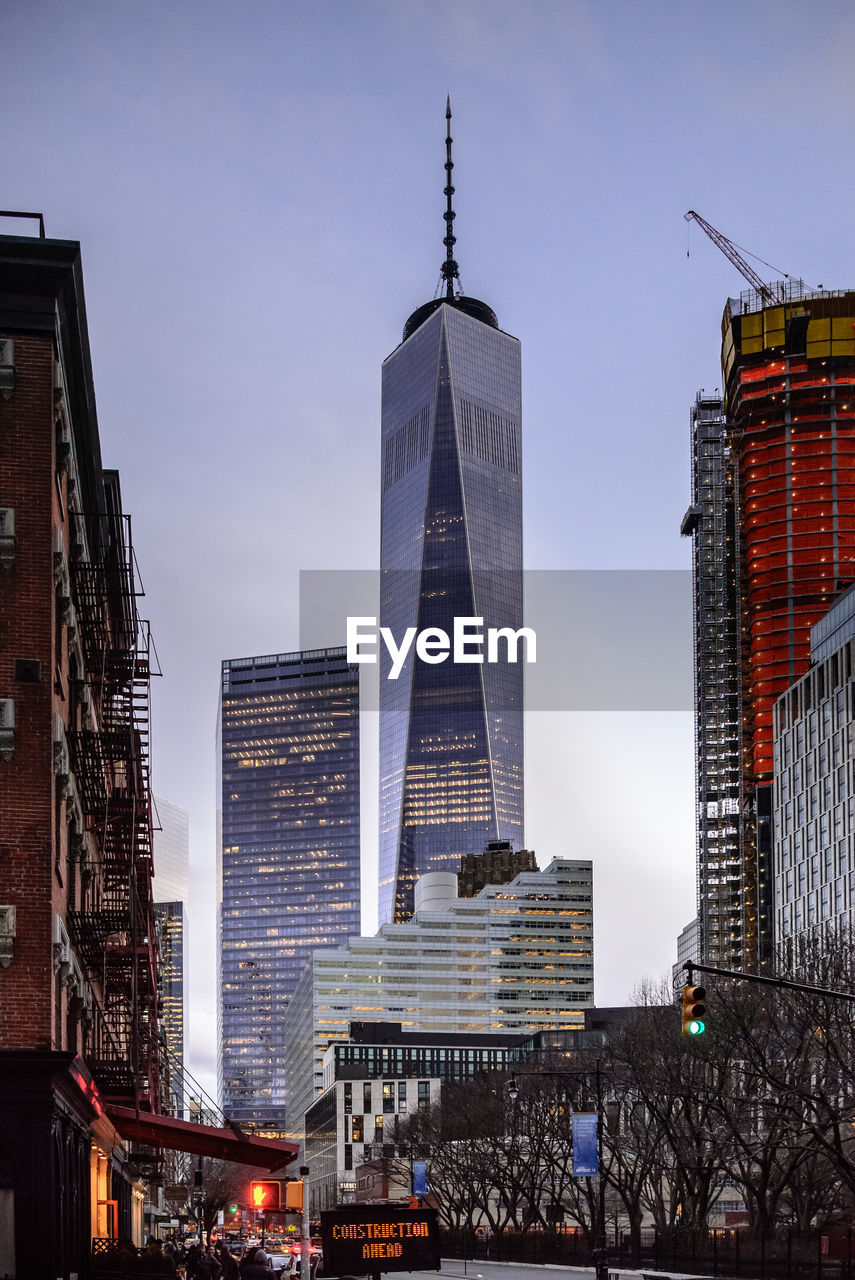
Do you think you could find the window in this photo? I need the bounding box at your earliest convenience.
[383,1083,395,1113]
[363,1082,372,1113]
[374,1115,384,1143]
[344,1082,352,1114]
[418,1080,430,1111]
[398,1081,407,1112]
[351,1116,363,1143]
[344,1144,352,1171]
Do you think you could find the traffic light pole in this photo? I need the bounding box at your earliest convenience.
[300,1164,310,1280]
[683,960,855,1003]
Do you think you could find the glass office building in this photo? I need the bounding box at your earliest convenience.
[152,796,190,1112]
[153,900,187,1111]
[218,647,360,1133]
[379,298,524,924]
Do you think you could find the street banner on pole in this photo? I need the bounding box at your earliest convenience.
[572,1112,598,1176]
[413,1161,427,1196]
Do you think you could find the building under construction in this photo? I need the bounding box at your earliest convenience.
[685,274,855,968]
[682,392,746,969]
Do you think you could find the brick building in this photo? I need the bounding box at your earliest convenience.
[0,226,160,1271]
[0,225,300,1275]
[458,839,537,897]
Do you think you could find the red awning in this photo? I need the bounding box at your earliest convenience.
[106,1105,298,1170]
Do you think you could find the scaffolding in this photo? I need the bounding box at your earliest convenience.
[64,503,162,1114]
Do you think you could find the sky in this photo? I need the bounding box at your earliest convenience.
[6,0,855,1099]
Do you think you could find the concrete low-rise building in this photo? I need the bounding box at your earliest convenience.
[304,1022,527,1211]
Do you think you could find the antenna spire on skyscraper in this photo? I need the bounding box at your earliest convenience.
[442,96,460,299]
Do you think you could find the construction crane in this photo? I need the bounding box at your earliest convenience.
[685,210,779,305]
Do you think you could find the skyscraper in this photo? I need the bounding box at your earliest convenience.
[0,225,159,1261]
[218,646,360,1132]
[773,585,855,947]
[378,103,524,925]
[152,795,190,1113]
[685,282,855,967]
[682,392,746,968]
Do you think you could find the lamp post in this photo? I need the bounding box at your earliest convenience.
[507,1062,606,1251]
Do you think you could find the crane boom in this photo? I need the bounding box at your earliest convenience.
[685,210,776,304]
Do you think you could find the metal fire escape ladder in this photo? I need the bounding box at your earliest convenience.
[65,509,160,1112]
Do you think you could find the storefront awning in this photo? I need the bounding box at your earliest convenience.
[106,1105,299,1169]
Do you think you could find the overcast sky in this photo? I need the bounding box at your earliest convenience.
[6,0,855,1099]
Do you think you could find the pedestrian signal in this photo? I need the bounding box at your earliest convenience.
[681,985,706,1036]
[250,1179,282,1209]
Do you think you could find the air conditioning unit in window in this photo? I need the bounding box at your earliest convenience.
[0,700,14,760]
[0,508,14,568]
[53,713,69,776]
[79,682,96,730]
[53,527,72,623]
[0,338,13,400]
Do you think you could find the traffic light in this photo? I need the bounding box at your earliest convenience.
[681,984,706,1036]
[285,1179,304,1211]
[250,1180,282,1209]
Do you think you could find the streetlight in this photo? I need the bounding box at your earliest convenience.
[506,1064,606,1251]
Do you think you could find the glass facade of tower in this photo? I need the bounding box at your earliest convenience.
[218,647,360,1132]
[154,900,187,1113]
[379,301,523,925]
[152,796,190,1112]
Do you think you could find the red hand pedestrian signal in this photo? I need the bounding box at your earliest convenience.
[250,1180,281,1209]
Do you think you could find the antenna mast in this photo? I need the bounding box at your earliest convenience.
[441,97,460,299]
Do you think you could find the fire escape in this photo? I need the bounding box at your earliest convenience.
[65,499,163,1114]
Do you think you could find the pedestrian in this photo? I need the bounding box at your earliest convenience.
[196,1245,223,1280]
[239,1248,272,1280]
[137,1240,177,1276]
[215,1243,240,1280]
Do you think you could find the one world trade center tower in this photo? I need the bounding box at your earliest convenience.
[378,102,524,924]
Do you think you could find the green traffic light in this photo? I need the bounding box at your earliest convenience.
[689,1019,705,1035]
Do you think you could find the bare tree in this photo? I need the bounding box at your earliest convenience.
[196,1159,263,1243]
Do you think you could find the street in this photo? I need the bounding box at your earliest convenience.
[405,1259,596,1280]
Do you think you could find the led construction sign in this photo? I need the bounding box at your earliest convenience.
[320,1207,440,1275]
